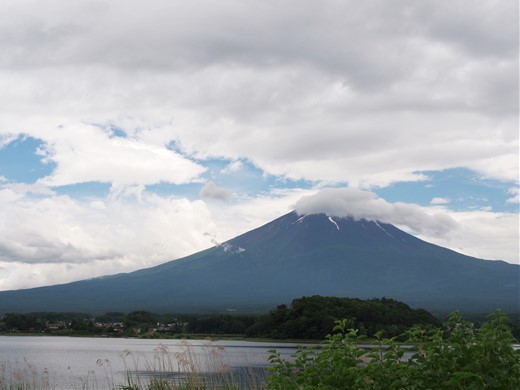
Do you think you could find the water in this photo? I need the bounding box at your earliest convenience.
[0,336,299,389]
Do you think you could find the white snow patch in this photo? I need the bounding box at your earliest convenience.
[220,243,246,254]
[328,216,340,230]
[294,214,310,224]
[374,221,393,238]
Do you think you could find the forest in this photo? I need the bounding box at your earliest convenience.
[246,296,441,339]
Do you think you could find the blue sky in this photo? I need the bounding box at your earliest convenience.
[1,135,517,213]
[0,0,518,290]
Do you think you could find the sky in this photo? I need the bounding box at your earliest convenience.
[0,0,518,291]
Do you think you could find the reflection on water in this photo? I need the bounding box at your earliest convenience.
[0,336,298,389]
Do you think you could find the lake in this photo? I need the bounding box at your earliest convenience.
[0,336,299,389]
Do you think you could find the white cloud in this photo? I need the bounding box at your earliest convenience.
[0,189,216,287]
[31,123,206,187]
[0,0,516,187]
[220,160,243,174]
[0,188,22,203]
[199,181,233,202]
[506,187,519,204]
[0,134,18,149]
[431,197,450,205]
[4,182,55,196]
[419,210,519,264]
[295,188,457,237]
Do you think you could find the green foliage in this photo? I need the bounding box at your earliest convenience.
[1,313,42,332]
[247,295,441,339]
[510,316,520,341]
[267,310,520,389]
[125,311,159,328]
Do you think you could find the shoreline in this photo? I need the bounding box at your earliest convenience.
[0,331,320,344]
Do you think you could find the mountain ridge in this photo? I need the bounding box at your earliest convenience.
[0,211,517,314]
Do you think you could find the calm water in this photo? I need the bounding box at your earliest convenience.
[0,336,299,389]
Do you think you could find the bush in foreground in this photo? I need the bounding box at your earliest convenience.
[268,310,520,389]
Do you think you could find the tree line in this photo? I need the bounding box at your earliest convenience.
[0,311,257,337]
[1,295,518,340]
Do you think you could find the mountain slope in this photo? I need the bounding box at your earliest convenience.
[0,212,518,314]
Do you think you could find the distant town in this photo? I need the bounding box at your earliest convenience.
[0,311,252,338]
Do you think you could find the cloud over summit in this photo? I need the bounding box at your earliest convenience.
[295,188,457,237]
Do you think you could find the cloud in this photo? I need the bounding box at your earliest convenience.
[199,181,233,202]
[0,191,216,267]
[34,123,207,187]
[295,188,458,237]
[0,123,206,188]
[506,187,519,204]
[0,134,18,149]
[220,160,243,174]
[431,197,450,205]
[0,0,517,187]
[420,210,519,263]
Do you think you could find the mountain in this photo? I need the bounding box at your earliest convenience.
[0,212,518,314]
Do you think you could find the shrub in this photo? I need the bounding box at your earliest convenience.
[267,310,520,389]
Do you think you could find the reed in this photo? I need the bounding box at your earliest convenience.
[116,341,267,389]
[0,359,52,390]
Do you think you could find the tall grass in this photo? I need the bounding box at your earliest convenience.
[0,341,268,390]
[115,341,267,389]
[0,359,52,390]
